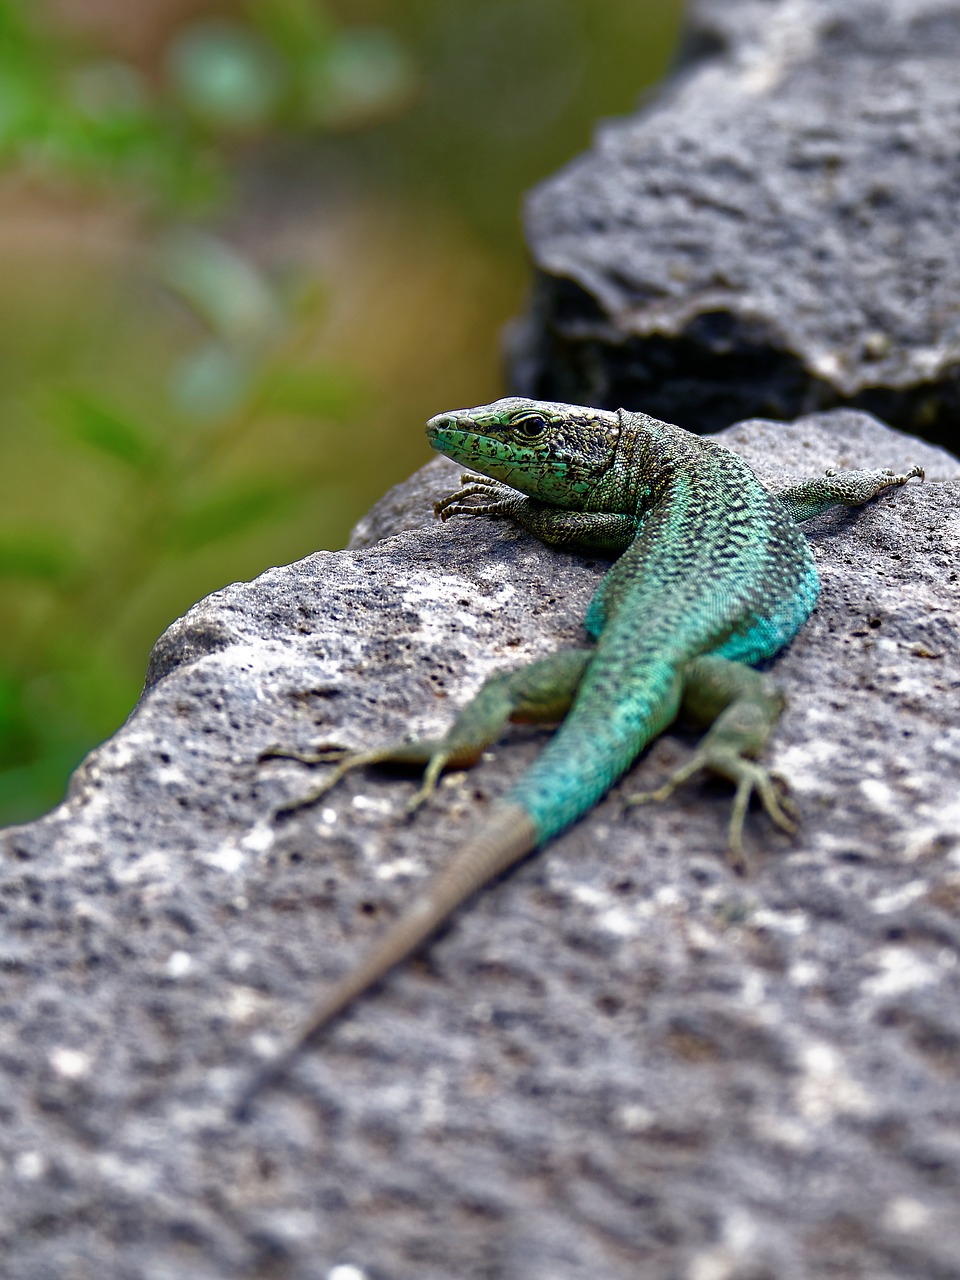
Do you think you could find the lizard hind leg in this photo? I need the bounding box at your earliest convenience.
[271,647,595,818]
[623,655,798,874]
[775,463,924,524]
[267,740,460,819]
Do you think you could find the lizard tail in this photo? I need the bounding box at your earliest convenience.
[234,802,537,1118]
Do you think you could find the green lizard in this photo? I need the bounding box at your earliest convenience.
[236,397,921,1114]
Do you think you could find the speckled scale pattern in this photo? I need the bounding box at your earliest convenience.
[503,411,820,838]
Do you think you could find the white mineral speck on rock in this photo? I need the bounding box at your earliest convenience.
[328,1265,367,1280]
[617,1104,655,1133]
[240,821,275,853]
[861,947,937,998]
[50,1047,91,1079]
[14,1152,46,1181]
[166,951,193,978]
[884,1197,932,1232]
[205,843,245,873]
[351,794,393,815]
[795,1042,872,1122]
[375,856,421,880]
[871,880,928,913]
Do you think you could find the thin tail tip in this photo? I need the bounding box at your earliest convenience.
[231,800,540,1121]
[232,1053,291,1122]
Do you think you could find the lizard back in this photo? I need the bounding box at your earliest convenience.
[508,415,820,839]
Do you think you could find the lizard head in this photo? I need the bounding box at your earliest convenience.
[425,397,621,507]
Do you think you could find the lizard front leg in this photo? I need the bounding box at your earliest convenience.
[624,655,797,874]
[437,473,638,554]
[270,647,594,817]
[775,464,923,524]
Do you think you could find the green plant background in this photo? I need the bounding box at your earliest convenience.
[0,0,682,825]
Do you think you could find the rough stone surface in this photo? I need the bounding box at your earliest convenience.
[512,0,960,450]
[1,411,958,1280]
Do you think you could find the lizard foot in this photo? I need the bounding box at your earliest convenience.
[624,752,799,875]
[264,740,460,818]
[401,750,458,816]
[435,474,522,522]
[824,464,924,486]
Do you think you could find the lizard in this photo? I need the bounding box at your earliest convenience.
[235,396,922,1116]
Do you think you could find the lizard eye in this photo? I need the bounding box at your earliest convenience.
[516,414,547,438]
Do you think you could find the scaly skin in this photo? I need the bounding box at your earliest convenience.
[235,398,922,1116]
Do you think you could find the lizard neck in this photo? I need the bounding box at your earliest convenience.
[586,408,698,518]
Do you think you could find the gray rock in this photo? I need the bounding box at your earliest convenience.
[513,0,960,448]
[2,410,959,1280]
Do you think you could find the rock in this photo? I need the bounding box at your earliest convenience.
[512,0,960,449]
[1,411,958,1280]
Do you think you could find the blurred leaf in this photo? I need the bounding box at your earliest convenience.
[0,0,25,36]
[305,28,418,129]
[168,342,254,422]
[281,274,329,320]
[48,391,157,471]
[165,20,287,132]
[0,666,35,766]
[0,534,75,582]
[0,73,39,150]
[0,755,71,821]
[0,0,684,838]
[67,61,150,124]
[256,364,364,419]
[0,658,125,820]
[158,230,282,345]
[244,0,334,62]
[168,482,293,551]
[0,1,47,151]
[0,2,218,206]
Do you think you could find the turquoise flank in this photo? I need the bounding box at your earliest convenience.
[583,593,608,640]
[426,399,920,863]
[507,652,684,842]
[711,561,821,667]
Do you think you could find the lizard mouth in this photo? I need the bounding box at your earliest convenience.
[426,413,473,449]
[427,412,461,428]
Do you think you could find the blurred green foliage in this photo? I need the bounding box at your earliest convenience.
[0,0,682,825]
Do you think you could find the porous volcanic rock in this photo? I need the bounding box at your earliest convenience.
[513,0,960,449]
[1,411,958,1280]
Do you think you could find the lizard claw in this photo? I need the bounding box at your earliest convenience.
[877,463,925,487]
[263,743,378,817]
[622,753,702,810]
[435,475,521,522]
[768,771,801,824]
[723,761,799,876]
[623,751,799,875]
[401,750,457,816]
[260,744,354,817]
[272,760,357,817]
[264,736,461,820]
